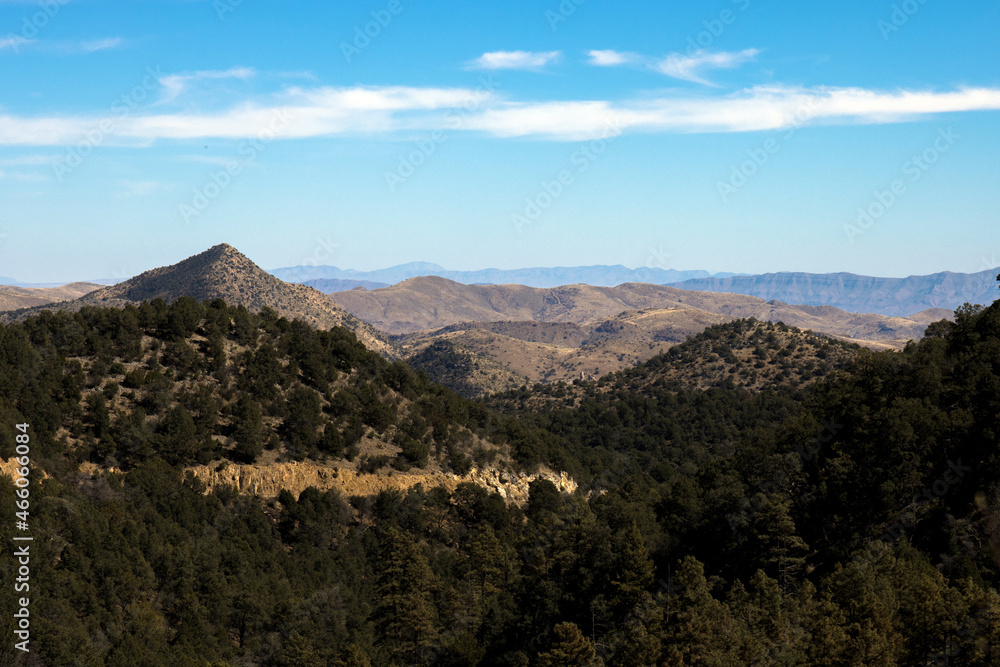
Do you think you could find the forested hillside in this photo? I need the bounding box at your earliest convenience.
[0,294,999,665]
[0,298,557,476]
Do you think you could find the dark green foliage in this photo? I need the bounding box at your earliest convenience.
[3,298,1000,664]
[537,622,602,666]
[0,298,544,474]
[230,395,264,463]
[282,385,322,458]
[526,478,561,520]
[358,454,390,474]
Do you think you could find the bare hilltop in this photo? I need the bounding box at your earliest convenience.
[0,244,394,356]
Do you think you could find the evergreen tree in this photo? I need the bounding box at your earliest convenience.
[334,644,372,667]
[749,496,809,594]
[277,632,324,667]
[609,521,655,611]
[375,528,440,663]
[231,395,265,463]
[796,581,849,666]
[536,622,604,667]
[663,556,738,665]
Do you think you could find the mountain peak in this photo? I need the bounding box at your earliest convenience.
[186,243,257,272]
[84,244,269,304]
[1,244,394,356]
[203,242,242,259]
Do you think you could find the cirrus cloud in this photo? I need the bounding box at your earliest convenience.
[467,50,561,71]
[655,48,761,85]
[586,49,641,67]
[585,48,761,86]
[1,80,999,145]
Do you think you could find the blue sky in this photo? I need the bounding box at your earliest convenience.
[0,0,998,283]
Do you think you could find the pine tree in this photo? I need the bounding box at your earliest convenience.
[663,556,738,665]
[610,521,654,611]
[333,644,372,667]
[749,496,809,594]
[890,551,959,663]
[826,546,903,666]
[375,528,440,663]
[231,395,264,463]
[796,580,849,666]
[278,632,324,667]
[606,592,663,667]
[536,622,604,667]
[466,525,508,597]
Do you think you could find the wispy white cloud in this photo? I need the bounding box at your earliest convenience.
[468,50,561,71]
[655,48,761,85]
[1,83,999,145]
[158,67,257,104]
[586,49,641,67]
[80,37,122,53]
[0,36,33,50]
[463,86,1000,139]
[585,48,761,86]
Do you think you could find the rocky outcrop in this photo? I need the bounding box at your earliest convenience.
[461,466,577,504]
[184,460,577,505]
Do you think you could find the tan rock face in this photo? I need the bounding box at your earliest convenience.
[460,466,578,504]
[2,457,577,508]
[184,460,577,505]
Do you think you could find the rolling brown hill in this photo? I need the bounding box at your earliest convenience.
[488,319,865,414]
[330,276,943,345]
[338,277,956,393]
[397,307,730,389]
[405,340,530,397]
[1,244,395,356]
[0,282,103,311]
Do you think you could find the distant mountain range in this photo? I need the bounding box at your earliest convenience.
[3,244,987,394]
[271,262,734,288]
[323,275,954,389]
[669,269,1000,317]
[8,261,996,320]
[273,263,999,317]
[329,275,946,343]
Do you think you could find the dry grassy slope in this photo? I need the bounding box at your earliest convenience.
[612,320,861,393]
[907,308,958,324]
[330,277,640,333]
[1,244,395,357]
[330,276,946,345]
[490,320,863,415]
[403,339,530,397]
[400,307,731,385]
[0,282,103,311]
